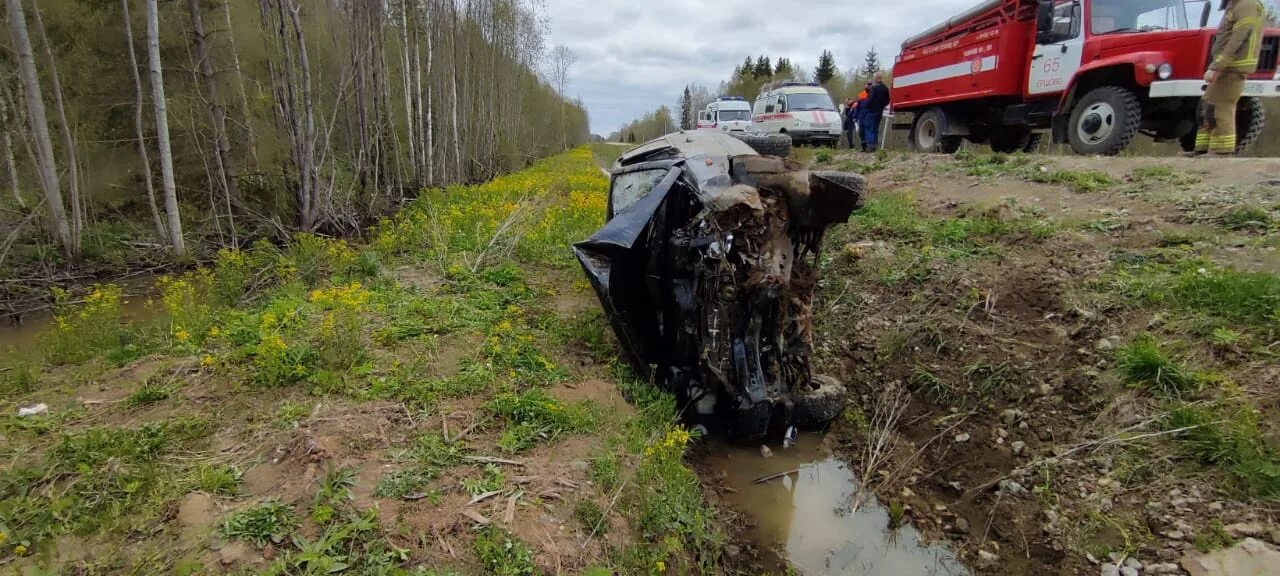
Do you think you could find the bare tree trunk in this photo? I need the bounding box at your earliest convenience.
[2,130,20,209]
[399,0,416,183]
[187,0,239,247]
[420,1,433,186]
[31,2,82,249]
[287,0,318,229]
[222,0,259,168]
[448,0,462,181]
[6,0,70,255]
[121,0,166,241]
[146,0,187,257]
[0,93,23,209]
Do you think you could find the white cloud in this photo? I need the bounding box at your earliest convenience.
[545,0,978,134]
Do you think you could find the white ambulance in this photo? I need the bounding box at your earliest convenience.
[750,82,842,146]
[696,97,753,134]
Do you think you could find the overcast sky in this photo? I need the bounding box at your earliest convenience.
[544,0,981,135]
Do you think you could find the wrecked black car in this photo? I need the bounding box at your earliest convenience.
[573,131,865,440]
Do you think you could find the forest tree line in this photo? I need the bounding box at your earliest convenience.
[0,0,589,270]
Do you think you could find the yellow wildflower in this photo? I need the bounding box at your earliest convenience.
[175,329,191,342]
[0,531,6,545]
[14,544,27,556]
[656,561,666,573]
[201,355,216,369]
[207,326,222,338]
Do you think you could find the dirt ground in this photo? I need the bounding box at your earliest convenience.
[805,150,1280,575]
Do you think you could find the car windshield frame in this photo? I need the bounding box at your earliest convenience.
[785,92,836,112]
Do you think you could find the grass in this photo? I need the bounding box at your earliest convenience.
[222,501,298,546]
[0,147,729,573]
[847,193,1055,258]
[1115,335,1199,397]
[1027,168,1116,193]
[1219,206,1273,232]
[1129,165,1201,187]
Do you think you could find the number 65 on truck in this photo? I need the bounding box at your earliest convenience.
[891,0,1280,155]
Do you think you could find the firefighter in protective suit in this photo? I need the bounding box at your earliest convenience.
[1190,0,1266,156]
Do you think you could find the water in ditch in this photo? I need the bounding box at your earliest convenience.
[704,433,967,575]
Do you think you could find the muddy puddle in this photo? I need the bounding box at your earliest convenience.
[704,434,966,575]
[0,275,163,360]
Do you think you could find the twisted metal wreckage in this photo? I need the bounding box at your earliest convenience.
[573,132,866,439]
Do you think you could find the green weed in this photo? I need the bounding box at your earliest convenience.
[574,499,606,535]
[374,468,437,500]
[43,285,124,365]
[887,500,907,530]
[1169,267,1280,325]
[1219,206,1272,231]
[127,379,172,406]
[815,148,834,163]
[485,389,597,453]
[1166,402,1280,498]
[909,366,957,406]
[473,526,540,576]
[275,401,312,429]
[1129,165,1201,187]
[1115,335,1198,397]
[1028,168,1116,193]
[196,464,242,496]
[1193,519,1236,552]
[222,500,298,546]
[589,453,620,491]
[462,464,506,496]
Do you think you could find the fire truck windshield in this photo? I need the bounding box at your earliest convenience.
[1091,0,1191,35]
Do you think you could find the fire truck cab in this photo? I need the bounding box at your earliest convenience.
[892,0,1280,155]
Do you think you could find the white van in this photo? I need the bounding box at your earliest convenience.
[750,82,842,146]
[696,97,753,134]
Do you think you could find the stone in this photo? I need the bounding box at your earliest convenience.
[1011,441,1027,456]
[1207,502,1224,513]
[1270,529,1280,545]
[1095,338,1115,352]
[901,487,915,498]
[759,445,773,459]
[954,517,970,534]
[1146,562,1181,574]
[725,544,741,558]
[1165,530,1186,541]
[1223,523,1266,539]
[1182,538,1280,576]
[1123,557,1142,571]
[954,433,971,443]
[1120,567,1138,576]
[218,541,255,566]
[998,479,1026,495]
[1001,409,1025,425]
[978,550,1000,566]
[1101,562,1121,576]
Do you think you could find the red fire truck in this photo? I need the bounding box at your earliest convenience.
[891,0,1280,155]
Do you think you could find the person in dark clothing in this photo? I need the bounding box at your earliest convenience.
[842,99,859,149]
[860,74,891,151]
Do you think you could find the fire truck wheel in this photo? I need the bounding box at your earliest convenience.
[1236,97,1266,153]
[990,128,1032,153]
[1068,86,1141,156]
[1022,133,1044,154]
[733,132,793,158]
[911,108,961,153]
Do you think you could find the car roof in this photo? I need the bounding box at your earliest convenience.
[618,131,757,165]
[771,86,830,95]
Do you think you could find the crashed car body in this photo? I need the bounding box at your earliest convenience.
[573,131,865,439]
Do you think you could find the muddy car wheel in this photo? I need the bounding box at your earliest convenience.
[809,170,867,196]
[733,133,792,158]
[792,375,847,429]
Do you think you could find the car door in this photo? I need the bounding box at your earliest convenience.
[1028,1,1084,96]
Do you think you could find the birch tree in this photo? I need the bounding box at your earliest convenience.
[146,0,187,257]
[31,2,81,247]
[187,0,240,245]
[549,45,576,151]
[121,0,166,241]
[6,0,71,255]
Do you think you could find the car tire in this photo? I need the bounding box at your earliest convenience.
[791,375,847,429]
[734,132,792,158]
[1236,97,1265,153]
[911,108,962,154]
[1067,86,1141,156]
[810,170,868,195]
